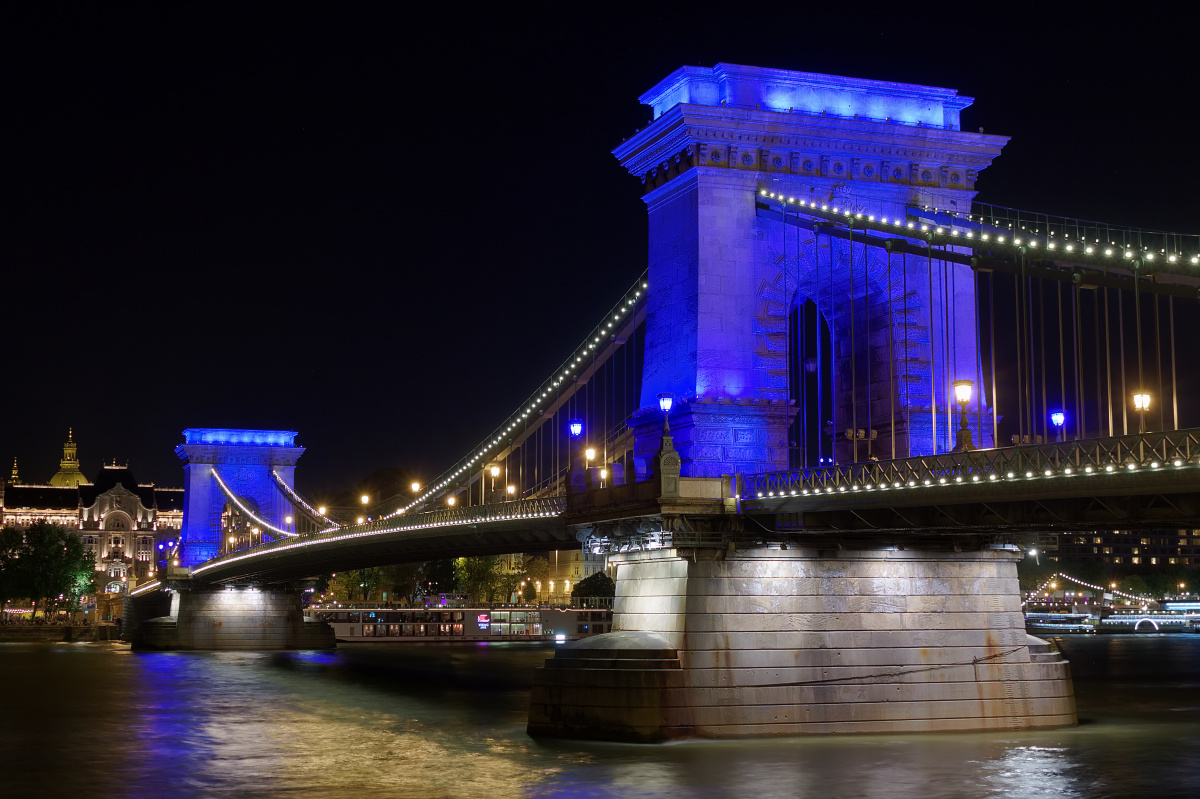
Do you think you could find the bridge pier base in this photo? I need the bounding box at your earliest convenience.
[126,584,334,651]
[529,546,1074,741]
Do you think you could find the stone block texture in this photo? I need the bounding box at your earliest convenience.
[131,587,334,650]
[529,547,1074,741]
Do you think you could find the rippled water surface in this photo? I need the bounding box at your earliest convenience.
[1,635,1198,798]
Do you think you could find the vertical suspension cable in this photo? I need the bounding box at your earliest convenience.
[1104,285,1114,436]
[889,251,896,458]
[850,225,858,462]
[1093,288,1103,439]
[942,247,952,450]
[928,243,937,454]
[1038,277,1048,440]
[989,271,998,448]
[865,236,872,459]
[1153,284,1164,432]
[974,264,983,442]
[1170,295,1179,430]
[1134,265,1144,428]
[1118,290,1128,435]
[903,252,911,458]
[1057,280,1066,439]
[1024,269,1036,442]
[1073,283,1084,440]
[1014,263,1025,443]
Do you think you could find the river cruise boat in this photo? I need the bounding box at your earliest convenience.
[307,603,612,643]
[1024,612,1096,634]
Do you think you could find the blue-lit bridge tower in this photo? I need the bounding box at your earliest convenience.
[176,428,304,566]
[616,64,1004,471]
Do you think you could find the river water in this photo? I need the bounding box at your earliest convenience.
[1,635,1197,798]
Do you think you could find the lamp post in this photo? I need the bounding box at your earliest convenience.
[657,393,674,432]
[506,484,516,501]
[1133,391,1151,434]
[489,465,500,501]
[1050,411,1065,442]
[952,379,974,451]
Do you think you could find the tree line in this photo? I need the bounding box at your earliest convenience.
[0,521,96,621]
[321,554,613,604]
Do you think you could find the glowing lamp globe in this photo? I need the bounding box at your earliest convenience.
[569,420,583,437]
[411,482,420,492]
[952,379,973,406]
[1133,392,1151,412]
[585,448,596,461]
[447,497,456,507]
[1051,411,1065,427]
[490,466,500,478]
[658,392,674,413]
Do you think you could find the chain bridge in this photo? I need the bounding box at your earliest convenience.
[128,63,1200,742]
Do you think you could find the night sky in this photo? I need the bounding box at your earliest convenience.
[5,4,1197,497]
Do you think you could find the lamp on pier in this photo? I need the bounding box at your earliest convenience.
[447,496,456,507]
[569,419,583,438]
[506,484,516,500]
[1051,411,1066,442]
[658,392,674,433]
[952,379,974,452]
[1133,391,1151,433]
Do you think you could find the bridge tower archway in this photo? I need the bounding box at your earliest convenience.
[174,428,304,567]
[615,64,1006,474]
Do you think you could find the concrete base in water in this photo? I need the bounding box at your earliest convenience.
[127,585,335,650]
[528,547,1075,741]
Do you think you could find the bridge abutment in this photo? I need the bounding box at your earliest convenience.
[127,584,334,651]
[529,545,1074,741]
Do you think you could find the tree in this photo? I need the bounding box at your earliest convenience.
[0,522,94,619]
[421,559,457,596]
[454,556,504,603]
[523,556,549,583]
[0,526,29,619]
[344,567,385,601]
[381,562,423,603]
[521,581,537,602]
[571,571,615,598]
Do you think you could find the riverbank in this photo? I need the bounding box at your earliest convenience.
[0,624,120,643]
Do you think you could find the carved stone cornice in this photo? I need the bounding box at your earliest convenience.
[615,103,1006,196]
[175,443,305,467]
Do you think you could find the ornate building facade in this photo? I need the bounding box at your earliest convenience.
[0,431,183,592]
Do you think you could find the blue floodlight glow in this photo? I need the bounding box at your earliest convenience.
[182,428,298,447]
[1051,412,1065,427]
[569,420,583,437]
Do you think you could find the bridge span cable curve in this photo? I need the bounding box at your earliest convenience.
[210,467,299,538]
[390,270,650,517]
[269,469,339,531]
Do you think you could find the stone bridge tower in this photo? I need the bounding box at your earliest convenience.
[614,64,1008,474]
[175,428,303,566]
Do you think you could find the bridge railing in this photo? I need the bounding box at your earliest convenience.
[201,495,570,567]
[744,428,1200,498]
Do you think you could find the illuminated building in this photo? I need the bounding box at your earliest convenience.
[0,431,183,591]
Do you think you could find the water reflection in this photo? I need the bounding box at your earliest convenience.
[0,636,1197,798]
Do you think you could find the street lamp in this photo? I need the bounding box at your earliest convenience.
[317,506,326,516]
[584,448,595,471]
[360,494,370,506]
[1051,411,1065,442]
[411,482,420,493]
[1133,391,1151,433]
[952,379,974,451]
[569,419,583,438]
[506,484,516,499]
[447,496,456,507]
[658,392,674,433]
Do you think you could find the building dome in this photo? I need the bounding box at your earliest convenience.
[49,428,89,488]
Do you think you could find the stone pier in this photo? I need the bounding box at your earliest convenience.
[528,546,1075,741]
[126,583,334,650]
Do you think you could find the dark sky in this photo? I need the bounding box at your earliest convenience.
[4,4,1197,496]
